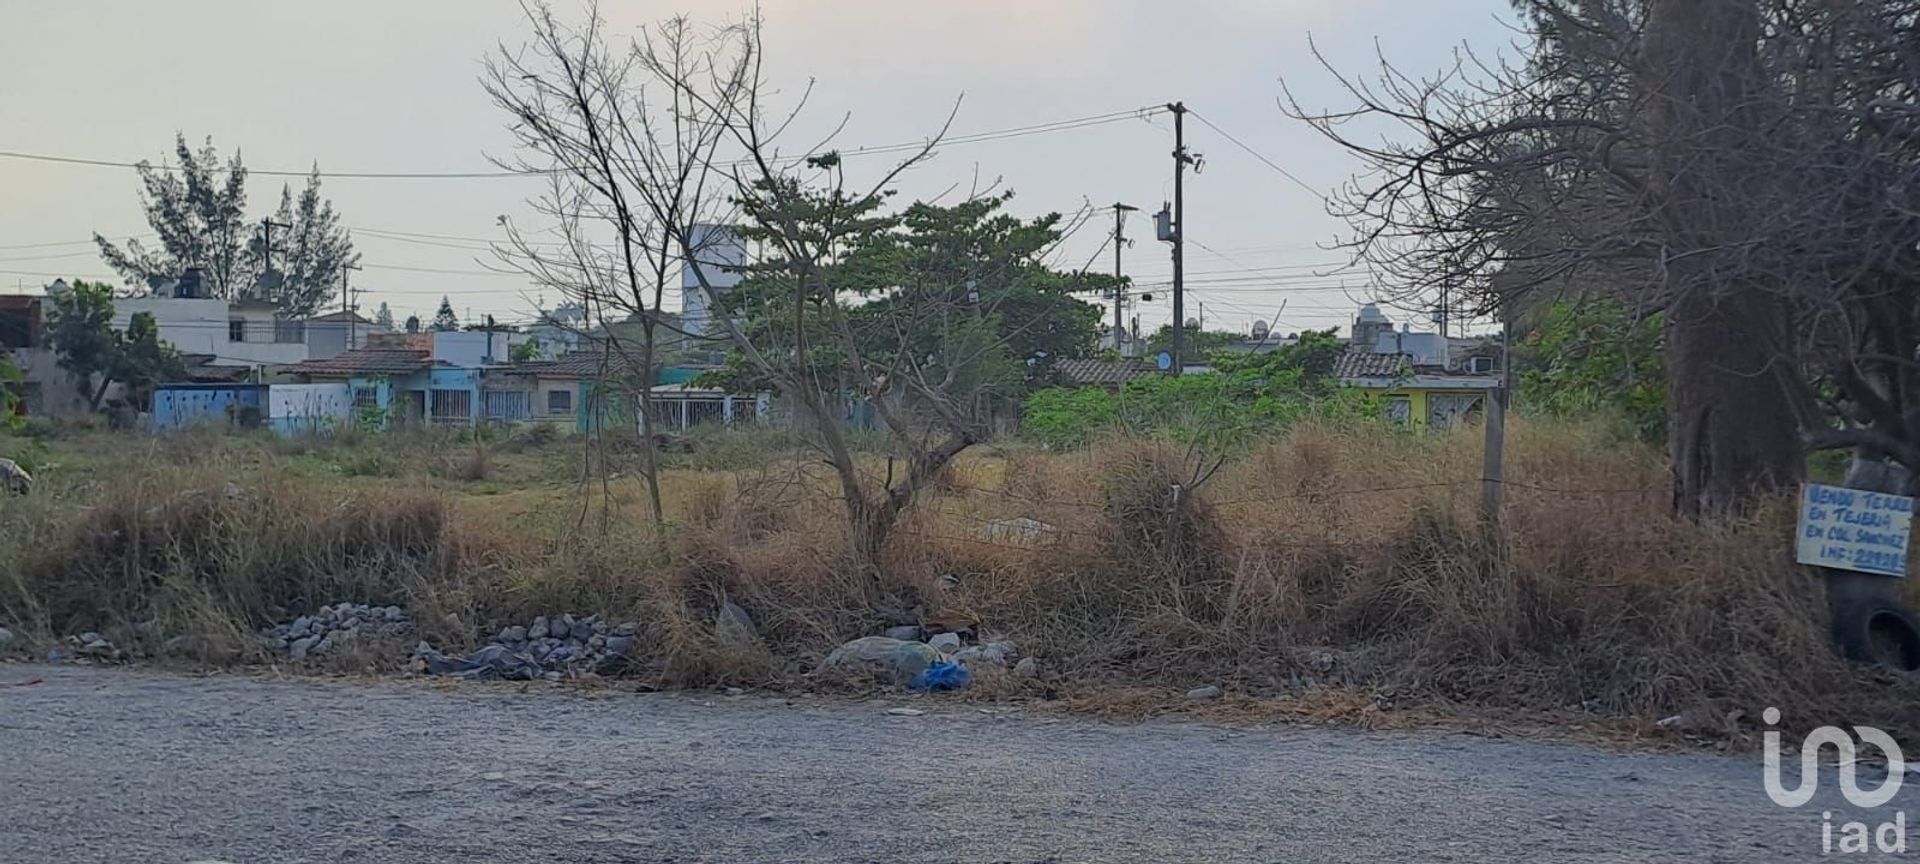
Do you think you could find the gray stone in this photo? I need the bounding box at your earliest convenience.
[1185,685,1223,700]
[530,643,552,662]
[927,632,963,655]
[613,622,637,637]
[589,634,606,650]
[528,616,549,640]
[541,670,563,682]
[603,635,635,657]
[574,619,599,639]
[547,618,570,641]
[0,625,13,648]
[77,631,103,645]
[1012,657,1039,679]
[80,638,114,657]
[289,636,319,660]
[716,601,757,645]
[383,606,404,623]
[883,625,923,642]
[955,642,1012,668]
[414,641,434,657]
[291,616,313,636]
[497,626,528,644]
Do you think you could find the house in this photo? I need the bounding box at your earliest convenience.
[278,347,473,425]
[114,271,310,370]
[478,351,621,428]
[1334,305,1501,431]
[304,310,374,360]
[525,302,587,358]
[0,293,93,417]
[641,383,770,432]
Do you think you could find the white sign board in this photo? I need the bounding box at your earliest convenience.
[1796,483,1913,577]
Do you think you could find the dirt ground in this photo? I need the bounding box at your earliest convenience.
[1,664,1905,863]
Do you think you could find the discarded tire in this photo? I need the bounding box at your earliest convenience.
[1833,596,1920,673]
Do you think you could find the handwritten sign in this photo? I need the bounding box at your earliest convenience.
[1796,484,1913,578]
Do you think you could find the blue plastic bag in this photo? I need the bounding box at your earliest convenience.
[910,661,971,691]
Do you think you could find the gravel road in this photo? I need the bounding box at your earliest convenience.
[0,664,1906,862]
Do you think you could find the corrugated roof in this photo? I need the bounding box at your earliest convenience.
[281,348,432,376]
[1333,350,1412,379]
[1055,357,1157,386]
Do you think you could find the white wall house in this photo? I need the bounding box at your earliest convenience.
[114,295,309,368]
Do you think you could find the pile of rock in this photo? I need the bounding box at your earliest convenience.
[424,614,641,678]
[67,631,123,662]
[261,603,411,660]
[823,626,1034,684]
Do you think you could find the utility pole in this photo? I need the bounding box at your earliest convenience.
[1167,102,1197,375]
[341,262,363,350]
[1110,202,1136,356]
[260,217,291,302]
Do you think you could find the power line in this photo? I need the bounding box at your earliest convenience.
[0,105,1165,182]
[1185,110,1326,202]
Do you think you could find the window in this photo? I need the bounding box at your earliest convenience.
[351,387,378,409]
[273,318,305,344]
[547,389,573,415]
[429,389,472,423]
[484,390,530,420]
[228,319,246,342]
[1384,396,1412,427]
[1467,355,1496,374]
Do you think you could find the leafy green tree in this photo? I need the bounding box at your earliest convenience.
[1022,330,1378,449]
[94,133,359,316]
[45,280,184,410]
[1145,325,1245,360]
[1517,298,1665,441]
[510,338,543,363]
[431,296,460,331]
[245,171,360,316]
[45,280,120,409]
[705,191,1109,395]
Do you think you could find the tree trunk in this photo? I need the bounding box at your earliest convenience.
[1645,0,1804,515]
[1665,289,1802,516]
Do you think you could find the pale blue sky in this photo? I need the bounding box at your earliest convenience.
[0,1,1518,333]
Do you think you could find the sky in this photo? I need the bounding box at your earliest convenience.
[0,1,1520,337]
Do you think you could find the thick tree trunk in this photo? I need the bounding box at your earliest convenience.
[1645,0,1804,515]
[1664,289,1802,516]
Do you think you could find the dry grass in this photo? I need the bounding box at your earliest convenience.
[0,417,1915,745]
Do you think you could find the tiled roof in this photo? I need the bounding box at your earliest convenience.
[1333,350,1412,379]
[1055,357,1158,386]
[281,348,432,377]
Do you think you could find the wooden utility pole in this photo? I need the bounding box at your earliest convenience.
[1482,386,1506,521]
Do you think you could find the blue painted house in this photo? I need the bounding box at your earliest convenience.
[280,347,482,426]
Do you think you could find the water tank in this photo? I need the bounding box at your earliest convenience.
[1251,320,1270,340]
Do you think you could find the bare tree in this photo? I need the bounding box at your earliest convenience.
[1286,0,1920,513]
[486,4,746,525]
[488,3,1109,587]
